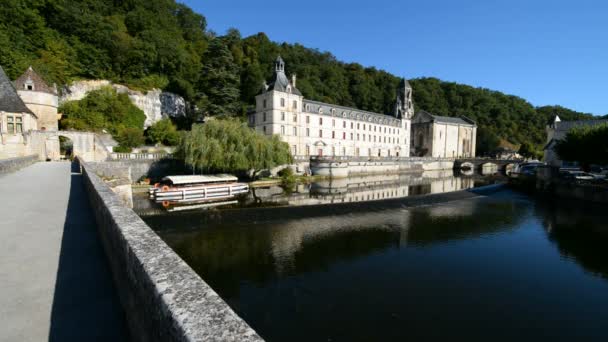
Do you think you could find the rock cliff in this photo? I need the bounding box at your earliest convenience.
[60,80,188,128]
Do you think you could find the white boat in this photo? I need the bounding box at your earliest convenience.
[149,174,249,207]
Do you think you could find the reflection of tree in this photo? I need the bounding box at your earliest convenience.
[536,201,608,280]
[146,198,526,299]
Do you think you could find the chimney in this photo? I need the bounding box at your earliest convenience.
[291,74,297,87]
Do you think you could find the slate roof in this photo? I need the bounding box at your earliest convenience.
[302,99,402,125]
[14,66,56,95]
[0,65,35,115]
[416,110,475,126]
[264,56,302,95]
[553,119,608,132]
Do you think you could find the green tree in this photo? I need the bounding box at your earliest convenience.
[146,118,180,146]
[555,124,608,166]
[178,119,292,174]
[198,39,241,116]
[115,127,145,152]
[59,86,146,136]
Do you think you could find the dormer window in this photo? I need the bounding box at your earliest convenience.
[25,82,34,91]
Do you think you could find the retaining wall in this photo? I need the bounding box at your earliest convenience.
[79,158,263,342]
[88,158,183,183]
[0,155,38,174]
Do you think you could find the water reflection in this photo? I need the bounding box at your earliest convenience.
[249,170,479,207]
[143,189,608,342]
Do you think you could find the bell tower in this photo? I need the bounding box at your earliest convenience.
[394,78,413,119]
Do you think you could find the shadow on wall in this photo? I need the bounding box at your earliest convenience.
[48,161,129,341]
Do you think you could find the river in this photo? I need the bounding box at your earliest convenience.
[140,173,608,341]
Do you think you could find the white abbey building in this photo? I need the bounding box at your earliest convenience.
[249,57,413,158]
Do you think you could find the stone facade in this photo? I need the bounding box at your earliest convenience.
[0,66,39,159]
[249,57,413,158]
[544,115,608,167]
[411,110,476,158]
[14,67,59,131]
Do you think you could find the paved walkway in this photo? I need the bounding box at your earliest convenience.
[0,162,128,342]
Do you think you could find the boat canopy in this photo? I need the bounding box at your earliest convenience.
[161,174,238,185]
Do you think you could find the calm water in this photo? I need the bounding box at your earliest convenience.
[142,178,608,341]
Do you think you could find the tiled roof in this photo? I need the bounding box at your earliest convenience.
[0,66,35,115]
[13,66,57,95]
[302,99,401,125]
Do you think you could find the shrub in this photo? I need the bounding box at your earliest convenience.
[146,118,180,146]
[115,127,145,150]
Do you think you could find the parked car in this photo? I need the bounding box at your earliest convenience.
[559,170,595,181]
[589,166,608,179]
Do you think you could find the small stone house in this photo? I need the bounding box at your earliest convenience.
[544,115,608,167]
[0,66,38,159]
[410,110,477,158]
[13,66,59,131]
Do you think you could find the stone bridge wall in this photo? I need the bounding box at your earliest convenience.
[0,155,38,174]
[79,157,263,342]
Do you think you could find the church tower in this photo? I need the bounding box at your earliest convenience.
[394,78,414,119]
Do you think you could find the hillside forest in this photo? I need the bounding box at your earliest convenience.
[1,0,603,155]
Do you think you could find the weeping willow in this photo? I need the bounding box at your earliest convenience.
[178,118,292,174]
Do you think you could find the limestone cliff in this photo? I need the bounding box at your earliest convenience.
[60,80,188,128]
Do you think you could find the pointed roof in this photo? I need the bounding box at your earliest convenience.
[0,65,35,115]
[14,66,57,95]
[264,56,302,95]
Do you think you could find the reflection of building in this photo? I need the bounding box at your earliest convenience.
[0,66,39,159]
[544,115,608,167]
[410,110,476,158]
[249,57,412,158]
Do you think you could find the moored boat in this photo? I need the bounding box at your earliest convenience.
[149,174,249,207]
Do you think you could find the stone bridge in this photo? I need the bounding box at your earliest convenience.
[454,158,522,173]
[25,130,110,162]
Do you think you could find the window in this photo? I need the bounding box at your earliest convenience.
[350,133,354,140]
[263,126,266,133]
[343,121,346,128]
[342,147,346,156]
[342,132,346,140]
[357,133,360,141]
[281,125,285,135]
[306,145,310,156]
[306,104,310,111]
[306,116,310,124]
[357,123,360,129]
[293,100,297,109]
[292,145,297,155]
[263,112,267,122]
[281,98,285,107]
[249,114,256,125]
[363,135,365,141]
[363,124,366,130]
[332,147,335,156]
[7,116,14,133]
[356,148,360,157]
[332,119,335,127]
[319,129,323,138]
[332,131,335,139]
[319,117,323,125]
[281,112,285,121]
[293,114,297,122]
[293,127,297,136]
[351,122,354,129]
[306,128,310,137]
[263,99,267,108]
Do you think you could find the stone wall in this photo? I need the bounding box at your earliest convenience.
[0,154,37,174]
[88,158,183,183]
[79,158,263,342]
[309,157,455,177]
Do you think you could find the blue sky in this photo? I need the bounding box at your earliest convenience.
[182,0,608,115]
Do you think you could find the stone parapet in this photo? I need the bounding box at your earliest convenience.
[78,157,264,342]
[0,155,38,174]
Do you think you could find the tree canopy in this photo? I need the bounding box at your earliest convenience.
[178,119,292,174]
[555,124,608,166]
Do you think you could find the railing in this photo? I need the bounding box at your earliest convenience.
[109,152,171,161]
